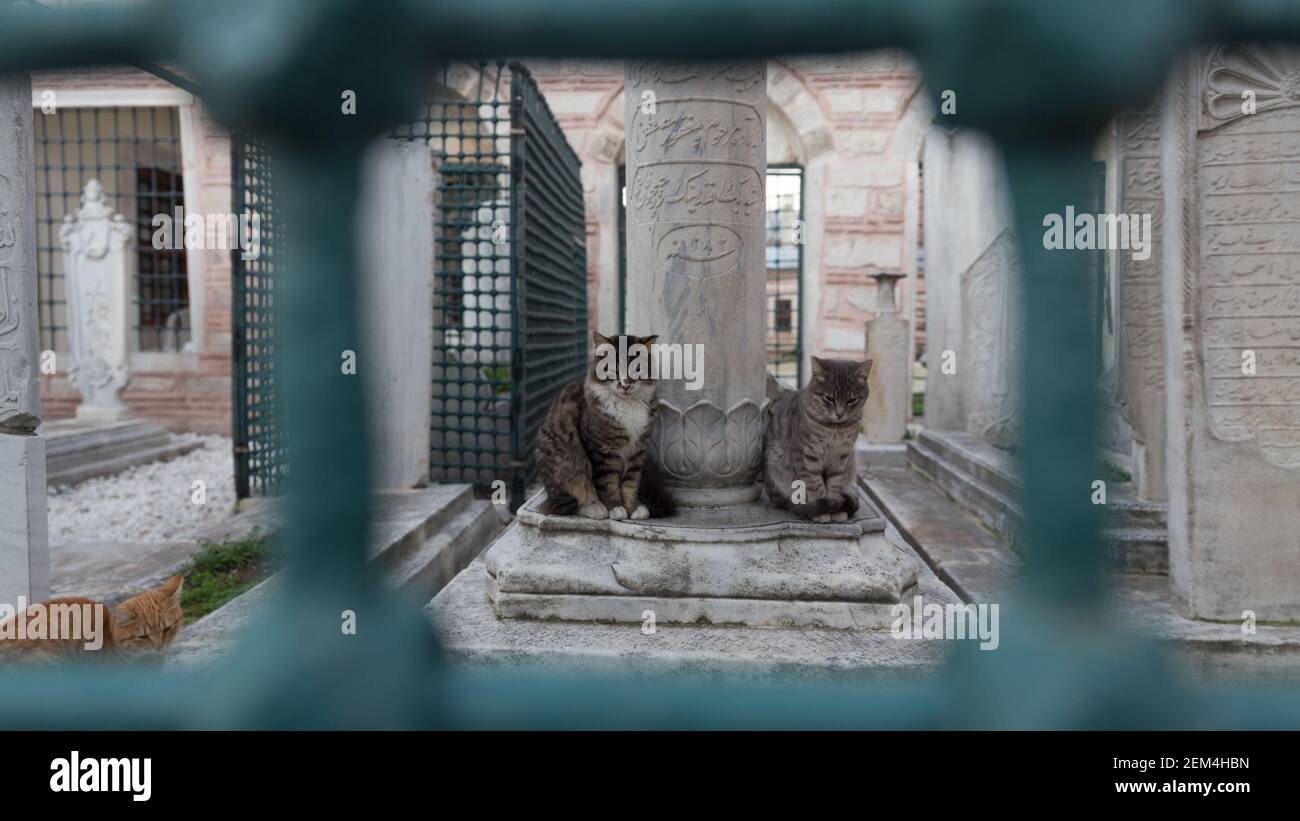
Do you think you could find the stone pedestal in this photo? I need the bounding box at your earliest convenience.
[864,272,909,442]
[59,179,132,423]
[0,72,49,604]
[1161,48,1300,621]
[359,138,434,488]
[624,61,767,507]
[486,487,918,628]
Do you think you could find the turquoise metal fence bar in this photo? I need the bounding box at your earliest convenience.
[3,0,1300,729]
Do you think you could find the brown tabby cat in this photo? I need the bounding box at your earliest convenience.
[536,331,675,519]
[0,574,184,665]
[764,357,872,521]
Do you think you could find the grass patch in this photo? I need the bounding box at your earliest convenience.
[912,392,924,417]
[179,530,279,625]
[482,364,512,394]
[1100,461,1132,484]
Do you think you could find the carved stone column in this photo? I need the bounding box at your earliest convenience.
[60,180,132,423]
[624,61,766,506]
[863,272,909,442]
[0,72,49,604]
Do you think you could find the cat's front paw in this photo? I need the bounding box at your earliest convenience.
[629,504,650,520]
[830,511,848,522]
[813,513,832,523]
[578,501,608,519]
[608,505,629,520]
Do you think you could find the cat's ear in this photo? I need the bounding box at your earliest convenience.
[112,607,136,629]
[639,334,658,348]
[811,357,828,380]
[856,359,874,382]
[592,330,614,349]
[160,573,184,600]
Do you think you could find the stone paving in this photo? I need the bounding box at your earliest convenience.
[47,437,267,604]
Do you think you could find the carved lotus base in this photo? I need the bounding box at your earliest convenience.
[484,487,920,629]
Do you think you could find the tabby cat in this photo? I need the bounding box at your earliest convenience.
[0,574,184,664]
[764,357,873,521]
[536,331,675,520]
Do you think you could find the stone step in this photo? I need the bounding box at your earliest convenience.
[1102,528,1170,576]
[390,499,503,602]
[908,429,1169,573]
[858,465,1018,604]
[368,484,474,570]
[914,429,1019,502]
[45,419,170,462]
[43,419,205,486]
[907,434,1023,545]
[47,439,204,487]
[912,428,1168,533]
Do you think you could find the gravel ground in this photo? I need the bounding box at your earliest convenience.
[48,434,237,544]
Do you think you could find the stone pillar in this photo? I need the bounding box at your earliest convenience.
[921,127,1016,433]
[1162,47,1300,621]
[359,138,434,488]
[624,61,766,506]
[0,73,49,604]
[863,272,908,442]
[59,179,132,423]
[1115,111,1167,502]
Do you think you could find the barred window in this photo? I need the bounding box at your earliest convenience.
[33,106,189,354]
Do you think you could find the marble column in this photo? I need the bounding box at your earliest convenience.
[60,179,132,423]
[1162,47,1300,621]
[863,272,908,442]
[0,72,49,604]
[624,61,767,506]
[359,137,434,488]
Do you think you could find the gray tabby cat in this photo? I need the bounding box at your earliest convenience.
[763,357,873,521]
[536,331,675,519]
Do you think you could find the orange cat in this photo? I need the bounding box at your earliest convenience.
[0,574,184,664]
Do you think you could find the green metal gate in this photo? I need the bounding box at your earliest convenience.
[231,135,285,499]
[420,61,588,505]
